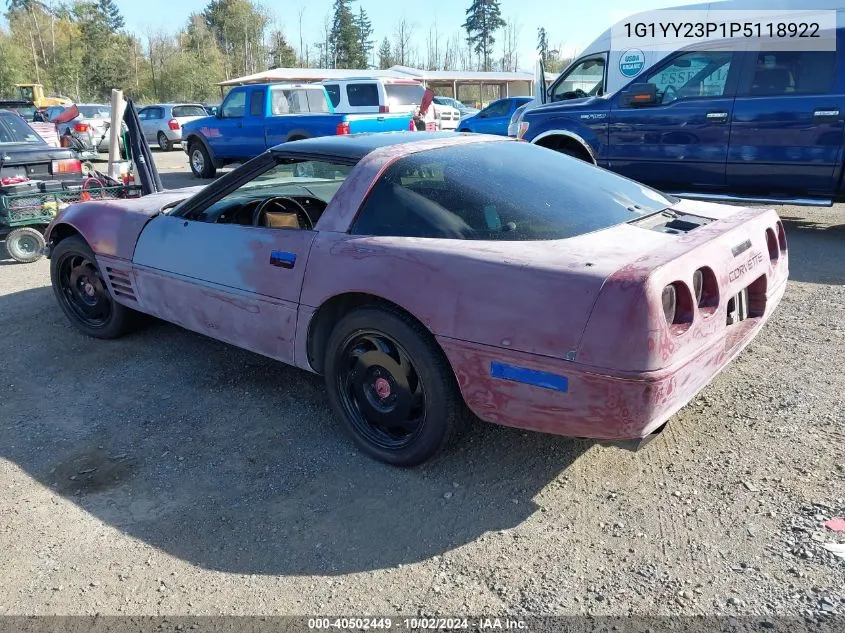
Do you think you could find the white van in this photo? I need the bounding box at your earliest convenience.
[320,77,461,130]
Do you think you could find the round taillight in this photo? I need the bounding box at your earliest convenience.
[776,221,787,253]
[766,228,779,262]
[662,284,677,325]
[692,269,704,305]
[694,266,720,316]
[662,282,694,333]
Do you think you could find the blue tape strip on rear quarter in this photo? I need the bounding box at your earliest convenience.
[490,362,568,392]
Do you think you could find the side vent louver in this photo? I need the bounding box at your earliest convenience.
[105,266,137,302]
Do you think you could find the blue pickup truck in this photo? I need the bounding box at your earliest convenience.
[518,20,845,206]
[182,83,413,178]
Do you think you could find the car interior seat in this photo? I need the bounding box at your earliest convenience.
[263,211,301,229]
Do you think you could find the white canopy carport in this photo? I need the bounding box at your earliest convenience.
[217,65,557,105]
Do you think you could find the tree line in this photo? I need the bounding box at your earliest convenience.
[0,0,571,105]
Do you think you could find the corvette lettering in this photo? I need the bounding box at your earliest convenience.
[729,251,764,282]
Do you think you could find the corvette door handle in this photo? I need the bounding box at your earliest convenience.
[813,109,840,121]
[706,111,729,122]
[270,250,296,269]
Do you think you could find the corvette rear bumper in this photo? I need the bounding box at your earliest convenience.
[438,276,787,442]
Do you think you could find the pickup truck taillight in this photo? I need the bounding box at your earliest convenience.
[73,122,89,133]
[336,122,351,135]
[379,105,389,113]
[168,119,180,130]
[52,158,82,174]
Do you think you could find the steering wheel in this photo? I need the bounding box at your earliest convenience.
[661,84,679,103]
[252,196,313,230]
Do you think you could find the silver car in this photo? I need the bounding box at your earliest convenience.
[43,103,124,157]
[138,103,208,151]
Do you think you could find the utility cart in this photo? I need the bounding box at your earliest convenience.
[1,178,141,263]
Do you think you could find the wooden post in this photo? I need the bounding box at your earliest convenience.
[108,89,127,180]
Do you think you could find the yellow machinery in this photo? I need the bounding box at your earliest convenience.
[14,84,73,108]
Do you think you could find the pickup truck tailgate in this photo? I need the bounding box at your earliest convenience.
[345,113,413,134]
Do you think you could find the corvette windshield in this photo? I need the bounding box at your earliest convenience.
[239,160,353,198]
[352,141,676,241]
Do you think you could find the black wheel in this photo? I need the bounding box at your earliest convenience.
[50,236,139,339]
[324,306,466,466]
[189,142,216,178]
[157,131,172,152]
[5,227,45,263]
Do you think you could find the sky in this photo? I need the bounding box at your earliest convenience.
[115,0,696,72]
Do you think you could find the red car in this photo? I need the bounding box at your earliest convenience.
[45,132,788,466]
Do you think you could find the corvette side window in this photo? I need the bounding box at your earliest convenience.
[351,142,672,241]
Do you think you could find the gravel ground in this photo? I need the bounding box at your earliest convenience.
[0,150,843,622]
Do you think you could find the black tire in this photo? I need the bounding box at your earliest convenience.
[189,141,216,178]
[5,227,45,264]
[324,306,466,466]
[50,235,139,339]
[551,142,593,163]
[157,131,172,152]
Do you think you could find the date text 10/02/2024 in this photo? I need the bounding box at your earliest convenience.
[307,618,529,630]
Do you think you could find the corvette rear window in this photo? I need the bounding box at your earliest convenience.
[351,141,676,241]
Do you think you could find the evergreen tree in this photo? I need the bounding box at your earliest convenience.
[268,30,297,68]
[537,26,548,64]
[462,0,505,71]
[377,36,393,69]
[329,0,362,68]
[98,0,124,32]
[73,1,130,99]
[354,6,373,68]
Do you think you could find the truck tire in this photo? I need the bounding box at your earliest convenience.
[5,227,45,263]
[189,142,216,179]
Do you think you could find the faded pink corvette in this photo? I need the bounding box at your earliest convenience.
[45,132,788,465]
